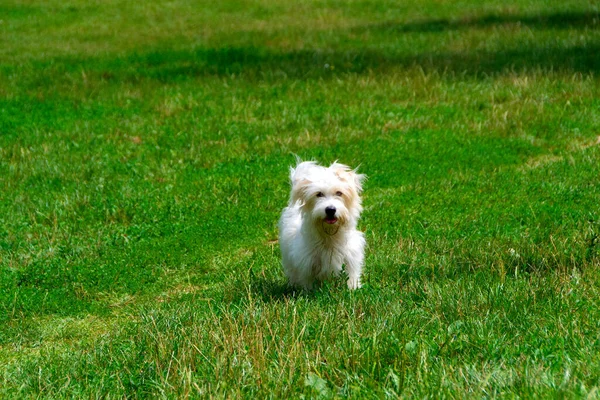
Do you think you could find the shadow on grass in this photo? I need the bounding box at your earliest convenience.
[228,275,344,304]
[67,10,599,83]
[117,45,598,83]
[245,276,296,302]
[358,10,600,33]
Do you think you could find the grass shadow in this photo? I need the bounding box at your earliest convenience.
[359,10,600,33]
[228,274,352,305]
[65,10,598,84]
[104,46,599,85]
[16,10,598,87]
[246,276,297,302]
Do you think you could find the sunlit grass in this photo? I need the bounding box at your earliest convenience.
[1,0,600,397]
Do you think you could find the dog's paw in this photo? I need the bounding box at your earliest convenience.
[347,277,361,290]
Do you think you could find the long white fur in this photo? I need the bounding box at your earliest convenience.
[278,160,366,290]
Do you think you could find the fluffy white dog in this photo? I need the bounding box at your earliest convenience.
[278,160,366,290]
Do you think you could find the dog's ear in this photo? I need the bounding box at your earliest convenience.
[290,178,312,204]
[333,164,366,194]
[351,171,366,194]
[332,164,351,182]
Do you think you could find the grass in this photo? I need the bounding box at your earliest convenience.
[1,0,600,397]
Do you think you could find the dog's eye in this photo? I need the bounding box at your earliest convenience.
[336,191,343,197]
[316,192,325,198]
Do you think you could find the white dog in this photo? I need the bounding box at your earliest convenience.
[278,160,366,290]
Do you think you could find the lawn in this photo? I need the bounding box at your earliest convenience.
[1,0,600,397]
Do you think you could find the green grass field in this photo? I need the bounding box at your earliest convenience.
[1,0,600,397]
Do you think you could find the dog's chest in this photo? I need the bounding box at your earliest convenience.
[311,245,344,276]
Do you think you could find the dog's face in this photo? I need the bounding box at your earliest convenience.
[291,163,364,235]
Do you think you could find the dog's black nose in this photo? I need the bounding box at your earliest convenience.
[325,206,336,217]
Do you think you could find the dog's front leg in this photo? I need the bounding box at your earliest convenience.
[344,234,365,290]
[346,261,363,289]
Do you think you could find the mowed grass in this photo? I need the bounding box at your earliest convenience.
[1,0,600,397]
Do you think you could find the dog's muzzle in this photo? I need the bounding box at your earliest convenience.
[325,206,337,224]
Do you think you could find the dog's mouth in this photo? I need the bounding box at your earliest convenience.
[322,217,340,236]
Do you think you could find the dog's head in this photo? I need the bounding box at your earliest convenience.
[290,161,365,235]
